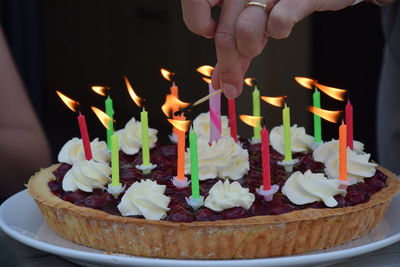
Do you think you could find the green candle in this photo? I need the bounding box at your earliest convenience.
[111,134,119,186]
[312,88,322,143]
[140,108,151,166]
[105,96,114,150]
[189,129,200,199]
[282,103,292,161]
[252,86,261,139]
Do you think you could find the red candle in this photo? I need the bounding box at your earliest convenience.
[339,121,347,183]
[261,126,271,190]
[78,112,92,160]
[228,99,238,142]
[345,100,353,150]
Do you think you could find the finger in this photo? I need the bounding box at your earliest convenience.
[214,0,248,98]
[181,0,219,38]
[236,3,269,58]
[267,0,355,39]
[212,57,251,98]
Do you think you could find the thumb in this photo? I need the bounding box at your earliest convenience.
[212,58,251,99]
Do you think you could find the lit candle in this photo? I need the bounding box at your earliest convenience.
[261,126,271,190]
[170,81,178,98]
[77,112,92,160]
[56,91,93,160]
[282,103,292,162]
[313,88,322,143]
[111,133,119,185]
[105,95,114,150]
[339,121,348,183]
[252,85,261,140]
[240,114,279,201]
[140,108,151,166]
[189,128,200,198]
[209,82,222,143]
[346,100,353,150]
[177,115,186,180]
[91,105,124,197]
[228,99,238,142]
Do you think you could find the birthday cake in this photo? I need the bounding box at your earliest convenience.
[28,112,400,259]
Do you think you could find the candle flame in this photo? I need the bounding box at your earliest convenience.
[239,115,263,128]
[295,76,347,101]
[196,65,214,77]
[260,96,286,107]
[307,106,342,123]
[314,83,347,101]
[124,76,143,108]
[56,90,79,112]
[202,77,212,84]
[294,77,316,89]
[161,94,190,117]
[91,86,109,96]
[167,118,191,132]
[91,106,112,129]
[244,78,256,87]
[160,68,175,82]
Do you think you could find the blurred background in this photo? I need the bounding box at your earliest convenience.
[0,0,383,160]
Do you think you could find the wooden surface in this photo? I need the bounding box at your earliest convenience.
[1,230,399,267]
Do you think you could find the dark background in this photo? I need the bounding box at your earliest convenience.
[0,0,383,159]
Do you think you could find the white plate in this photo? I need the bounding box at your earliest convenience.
[1,190,400,267]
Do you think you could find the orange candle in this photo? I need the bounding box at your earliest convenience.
[170,82,178,98]
[177,115,186,179]
[339,121,347,183]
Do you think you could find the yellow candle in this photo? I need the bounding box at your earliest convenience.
[252,86,261,139]
[282,103,292,161]
[140,108,151,166]
[111,134,119,186]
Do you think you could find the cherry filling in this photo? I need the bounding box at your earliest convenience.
[49,143,388,222]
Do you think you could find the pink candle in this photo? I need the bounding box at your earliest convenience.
[77,112,92,160]
[209,82,222,143]
[261,126,271,190]
[228,99,238,142]
[345,100,353,150]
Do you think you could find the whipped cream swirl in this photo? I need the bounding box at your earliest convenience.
[185,136,249,180]
[324,148,377,184]
[282,170,346,207]
[205,180,255,212]
[58,137,110,165]
[117,117,158,155]
[270,125,314,155]
[192,112,231,140]
[62,159,111,192]
[313,139,365,163]
[117,180,170,220]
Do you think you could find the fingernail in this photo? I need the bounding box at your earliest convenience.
[222,83,238,99]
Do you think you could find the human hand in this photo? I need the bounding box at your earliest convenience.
[181,0,376,99]
[182,0,270,99]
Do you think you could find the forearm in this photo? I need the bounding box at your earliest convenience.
[0,28,51,199]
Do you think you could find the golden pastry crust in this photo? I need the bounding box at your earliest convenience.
[28,164,400,259]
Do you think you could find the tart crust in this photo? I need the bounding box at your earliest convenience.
[28,164,400,259]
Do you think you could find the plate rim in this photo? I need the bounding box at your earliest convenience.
[1,189,400,266]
